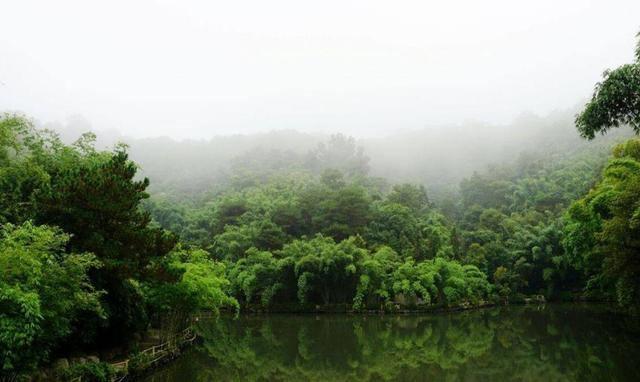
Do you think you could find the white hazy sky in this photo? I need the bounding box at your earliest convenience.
[1,0,639,138]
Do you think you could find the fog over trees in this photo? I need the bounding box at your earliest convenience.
[44,106,630,198]
[2,1,640,381]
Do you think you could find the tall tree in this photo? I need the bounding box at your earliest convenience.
[35,141,177,337]
[576,32,640,139]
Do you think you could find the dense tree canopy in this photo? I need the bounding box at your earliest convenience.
[0,114,233,378]
[0,223,103,372]
[564,139,640,306]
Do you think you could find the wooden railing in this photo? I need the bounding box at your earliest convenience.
[62,327,198,381]
[125,328,194,364]
[106,327,195,381]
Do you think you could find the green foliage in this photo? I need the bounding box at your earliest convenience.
[422,211,455,259]
[567,34,640,308]
[0,223,103,373]
[301,174,372,240]
[577,64,640,139]
[213,219,287,262]
[224,232,491,311]
[127,351,153,376]
[0,114,51,225]
[146,247,239,316]
[365,199,453,261]
[353,246,400,310]
[453,142,613,298]
[386,183,430,212]
[140,128,624,309]
[0,114,240,376]
[284,235,365,305]
[61,361,115,382]
[576,32,640,139]
[35,139,177,275]
[365,202,423,258]
[563,139,640,306]
[391,257,491,307]
[0,114,179,339]
[227,248,283,306]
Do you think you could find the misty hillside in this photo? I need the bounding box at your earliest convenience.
[48,107,628,197]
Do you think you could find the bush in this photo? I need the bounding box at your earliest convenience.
[61,362,115,382]
[127,352,153,376]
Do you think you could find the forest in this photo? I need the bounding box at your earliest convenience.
[1,30,640,382]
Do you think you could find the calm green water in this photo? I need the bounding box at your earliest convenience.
[142,304,639,381]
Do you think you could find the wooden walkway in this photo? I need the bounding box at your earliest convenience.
[71,327,197,382]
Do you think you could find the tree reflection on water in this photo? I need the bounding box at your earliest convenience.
[144,305,640,382]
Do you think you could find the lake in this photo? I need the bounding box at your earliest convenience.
[142,304,640,381]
